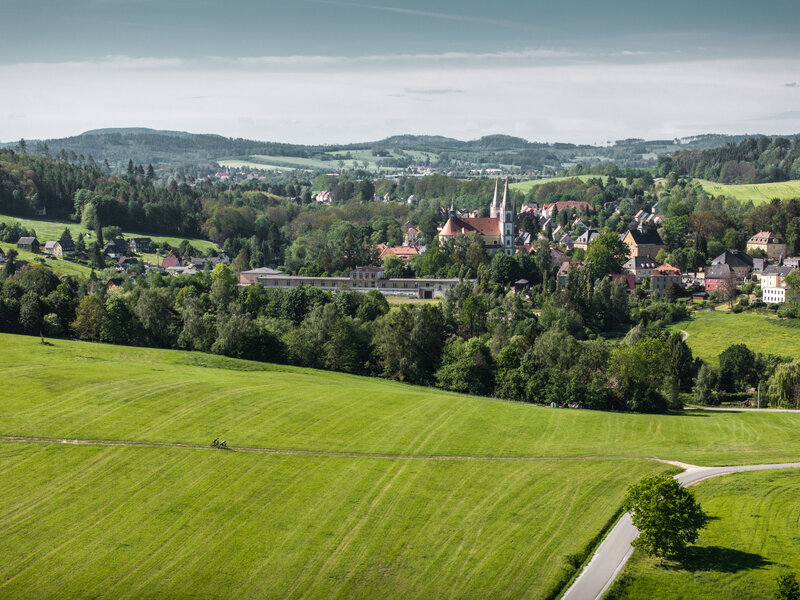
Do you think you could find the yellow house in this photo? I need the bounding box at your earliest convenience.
[622,227,664,259]
[746,231,787,260]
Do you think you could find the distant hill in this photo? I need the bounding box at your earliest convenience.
[80,127,202,138]
[2,128,797,176]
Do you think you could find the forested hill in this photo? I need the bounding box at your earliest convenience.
[2,128,790,175]
[662,135,800,184]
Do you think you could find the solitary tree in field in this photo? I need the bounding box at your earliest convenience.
[623,474,709,565]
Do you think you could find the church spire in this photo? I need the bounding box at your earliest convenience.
[501,178,509,211]
[490,178,500,218]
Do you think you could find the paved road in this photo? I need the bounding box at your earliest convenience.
[561,461,800,600]
[687,407,800,413]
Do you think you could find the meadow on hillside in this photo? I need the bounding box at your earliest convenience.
[3,333,800,598]
[671,311,800,364]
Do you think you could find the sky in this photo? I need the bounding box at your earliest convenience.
[1,0,799,145]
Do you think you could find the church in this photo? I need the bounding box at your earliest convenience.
[438,178,516,256]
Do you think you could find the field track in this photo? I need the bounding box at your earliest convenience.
[0,435,632,462]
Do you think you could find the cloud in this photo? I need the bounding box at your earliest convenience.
[3,56,800,145]
[7,55,185,70]
[7,113,26,119]
[309,0,536,32]
[403,88,464,95]
[785,82,799,87]
[212,47,583,69]
[754,110,800,121]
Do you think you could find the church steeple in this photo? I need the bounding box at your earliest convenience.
[490,178,500,218]
[499,178,514,256]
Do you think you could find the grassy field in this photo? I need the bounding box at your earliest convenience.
[0,212,217,254]
[0,443,661,600]
[4,333,800,598]
[0,240,94,277]
[220,149,436,173]
[692,179,800,206]
[607,469,800,600]
[510,175,612,193]
[671,311,800,364]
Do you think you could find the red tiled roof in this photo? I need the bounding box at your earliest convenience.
[543,201,593,212]
[653,263,682,277]
[748,231,785,245]
[379,245,420,259]
[439,216,501,237]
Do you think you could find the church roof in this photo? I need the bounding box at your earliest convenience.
[439,216,501,237]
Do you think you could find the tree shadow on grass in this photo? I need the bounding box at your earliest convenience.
[675,545,772,573]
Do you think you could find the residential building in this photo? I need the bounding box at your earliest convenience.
[558,233,574,250]
[623,256,658,282]
[651,263,682,295]
[760,265,795,289]
[763,287,787,304]
[378,245,420,262]
[711,250,753,281]
[622,225,664,259]
[118,256,139,270]
[43,241,58,255]
[573,229,599,252]
[54,240,75,256]
[17,236,39,252]
[746,231,787,261]
[705,263,736,292]
[104,239,127,258]
[161,252,182,269]
[540,200,592,219]
[784,257,800,269]
[611,273,636,292]
[128,237,152,253]
[438,178,515,255]
[557,261,582,288]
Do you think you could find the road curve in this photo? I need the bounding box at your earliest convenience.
[561,461,800,600]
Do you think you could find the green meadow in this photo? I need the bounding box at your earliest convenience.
[608,469,800,600]
[0,212,216,254]
[691,179,800,205]
[671,311,800,364]
[0,240,94,277]
[510,175,613,193]
[3,333,800,598]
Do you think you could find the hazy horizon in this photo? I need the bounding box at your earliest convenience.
[3,0,799,145]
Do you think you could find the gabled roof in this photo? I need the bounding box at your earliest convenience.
[439,216,500,237]
[623,256,658,269]
[17,236,36,245]
[763,265,795,277]
[575,229,599,244]
[611,273,636,291]
[626,228,663,246]
[748,231,785,245]
[707,263,735,279]
[379,245,420,259]
[711,250,753,269]
[653,263,682,277]
[44,241,58,251]
[104,238,126,249]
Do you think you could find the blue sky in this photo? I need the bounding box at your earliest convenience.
[1,0,799,143]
